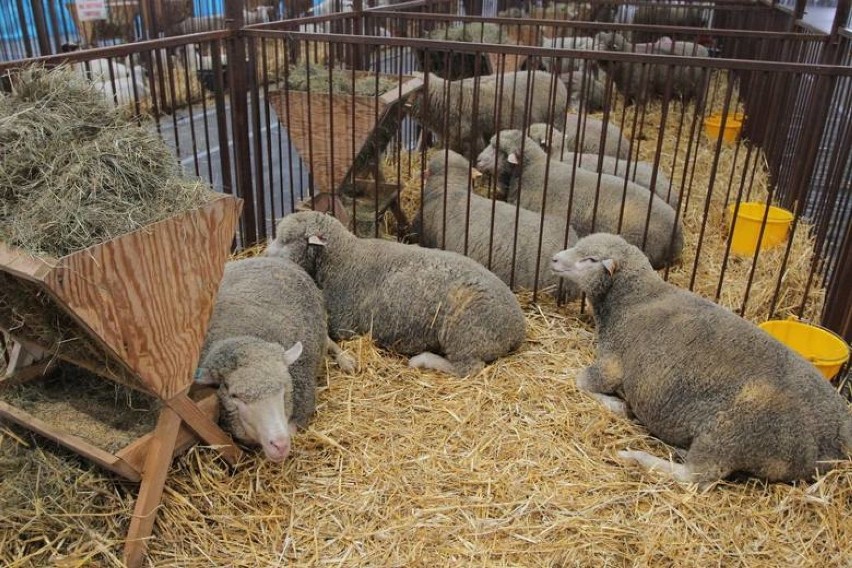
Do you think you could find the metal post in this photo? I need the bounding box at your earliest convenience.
[29,0,52,56]
[225,0,258,245]
[823,222,852,342]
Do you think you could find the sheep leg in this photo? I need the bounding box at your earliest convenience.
[588,393,630,417]
[326,336,357,373]
[408,352,456,374]
[408,352,484,377]
[575,354,624,395]
[617,450,698,483]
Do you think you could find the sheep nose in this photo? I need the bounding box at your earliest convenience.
[269,438,291,458]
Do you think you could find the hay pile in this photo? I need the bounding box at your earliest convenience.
[285,63,399,96]
[426,23,514,45]
[0,66,211,257]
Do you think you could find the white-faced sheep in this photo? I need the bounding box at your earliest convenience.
[550,233,852,484]
[410,70,569,161]
[528,123,679,208]
[540,35,598,75]
[595,32,709,104]
[476,130,682,269]
[419,149,580,300]
[195,256,355,462]
[266,211,526,377]
[558,113,630,159]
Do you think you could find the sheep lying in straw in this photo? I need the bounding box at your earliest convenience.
[266,211,526,377]
[410,70,568,161]
[528,123,679,208]
[195,256,355,462]
[559,113,630,159]
[476,130,683,269]
[551,233,852,484]
[419,150,580,300]
[595,32,709,104]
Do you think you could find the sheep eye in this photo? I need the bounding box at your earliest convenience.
[581,256,599,263]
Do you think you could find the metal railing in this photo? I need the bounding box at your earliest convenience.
[1,0,850,342]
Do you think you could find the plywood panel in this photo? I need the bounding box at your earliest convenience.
[44,195,242,398]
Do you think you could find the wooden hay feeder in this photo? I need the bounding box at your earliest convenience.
[268,73,421,235]
[0,194,243,568]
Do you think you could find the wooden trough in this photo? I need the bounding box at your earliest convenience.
[268,73,421,235]
[0,193,243,568]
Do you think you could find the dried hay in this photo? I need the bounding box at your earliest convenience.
[613,71,825,323]
[0,67,849,568]
[0,293,850,566]
[1,365,160,453]
[285,63,399,95]
[0,65,212,257]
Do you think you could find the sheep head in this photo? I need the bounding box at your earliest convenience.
[196,337,303,462]
[551,233,655,300]
[267,211,348,277]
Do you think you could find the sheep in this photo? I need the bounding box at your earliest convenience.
[476,130,682,269]
[562,68,608,113]
[540,35,598,75]
[73,57,130,82]
[410,70,569,161]
[555,113,630,159]
[550,233,852,484]
[631,6,710,44]
[194,256,355,462]
[528,123,679,208]
[595,31,709,104]
[176,7,274,34]
[419,150,580,300]
[266,211,526,377]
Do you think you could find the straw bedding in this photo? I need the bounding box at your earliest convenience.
[0,297,850,566]
[0,70,850,566]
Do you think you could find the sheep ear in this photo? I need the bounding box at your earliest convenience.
[282,341,303,366]
[194,367,220,386]
[308,234,327,246]
[602,259,618,276]
[508,152,520,165]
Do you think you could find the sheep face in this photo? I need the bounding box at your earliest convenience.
[551,233,651,297]
[268,211,345,276]
[551,244,618,298]
[197,340,303,462]
[476,131,530,201]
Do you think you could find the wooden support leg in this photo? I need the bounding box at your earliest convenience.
[166,391,242,466]
[123,406,182,568]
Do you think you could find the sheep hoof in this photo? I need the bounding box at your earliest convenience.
[335,352,358,373]
[617,449,696,484]
[408,352,457,375]
[589,393,628,417]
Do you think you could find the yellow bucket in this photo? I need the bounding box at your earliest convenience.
[704,112,743,143]
[759,318,850,379]
[726,202,793,256]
